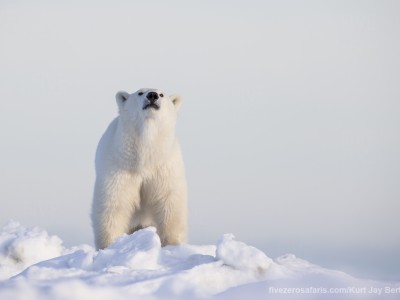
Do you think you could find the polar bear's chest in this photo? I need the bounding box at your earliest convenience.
[115,128,174,173]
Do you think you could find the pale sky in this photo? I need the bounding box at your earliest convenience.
[1,0,399,280]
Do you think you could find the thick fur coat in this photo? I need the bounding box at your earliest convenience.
[91,88,187,249]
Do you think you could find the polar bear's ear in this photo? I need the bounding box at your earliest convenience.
[116,91,130,109]
[170,95,181,110]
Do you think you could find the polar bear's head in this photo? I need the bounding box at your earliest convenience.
[115,88,181,126]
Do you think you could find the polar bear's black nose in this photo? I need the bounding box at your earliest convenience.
[146,92,159,102]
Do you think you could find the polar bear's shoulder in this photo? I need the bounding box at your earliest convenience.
[95,117,119,173]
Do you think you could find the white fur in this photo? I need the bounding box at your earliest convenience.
[91,88,187,249]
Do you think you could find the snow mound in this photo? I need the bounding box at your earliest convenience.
[0,222,398,299]
[0,220,64,280]
[216,233,272,275]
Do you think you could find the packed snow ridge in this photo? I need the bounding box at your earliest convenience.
[0,221,398,299]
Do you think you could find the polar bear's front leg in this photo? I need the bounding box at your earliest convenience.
[92,175,141,249]
[155,189,188,246]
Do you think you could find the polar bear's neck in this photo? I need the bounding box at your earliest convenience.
[115,118,176,172]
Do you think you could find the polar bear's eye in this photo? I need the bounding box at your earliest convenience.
[160,94,164,97]
[138,92,144,96]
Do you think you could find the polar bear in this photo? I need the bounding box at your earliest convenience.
[91,88,187,250]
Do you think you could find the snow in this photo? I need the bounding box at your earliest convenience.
[0,221,398,299]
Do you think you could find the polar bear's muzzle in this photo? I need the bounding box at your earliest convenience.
[143,91,160,110]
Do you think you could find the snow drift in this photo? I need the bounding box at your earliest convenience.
[0,221,398,299]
